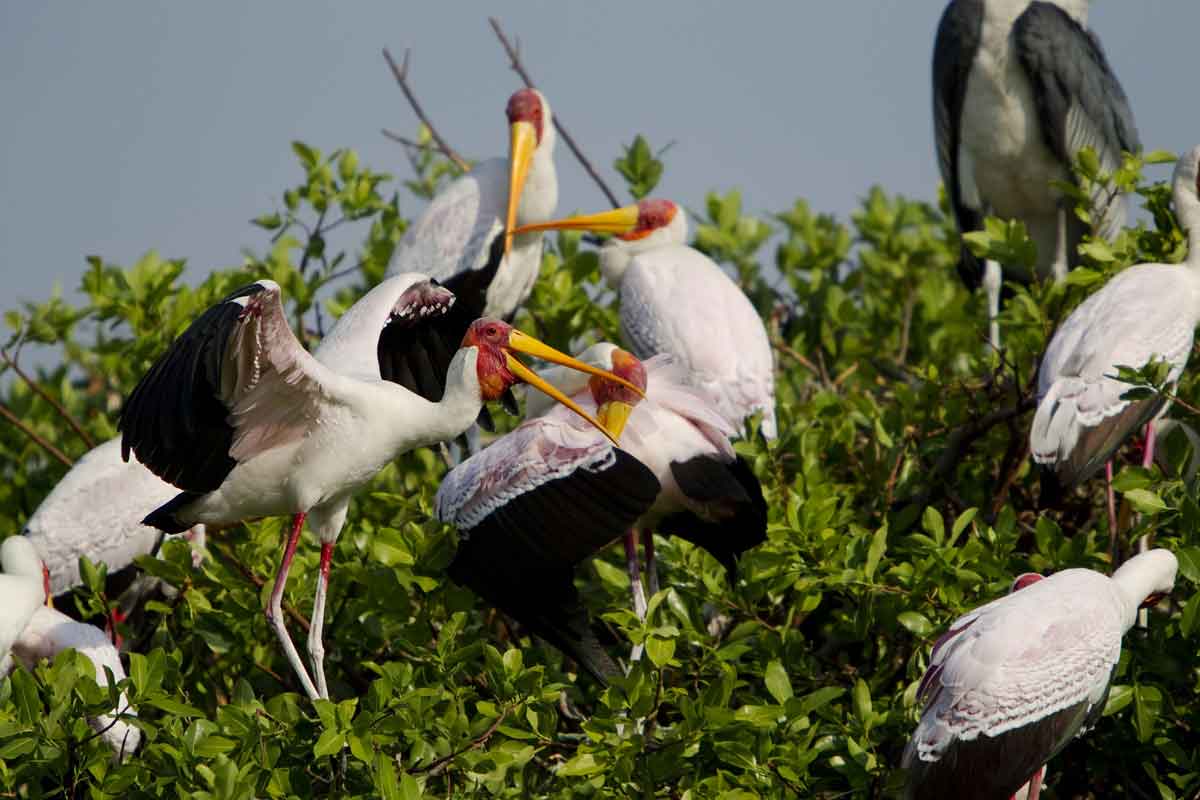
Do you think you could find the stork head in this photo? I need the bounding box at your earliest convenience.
[1111,549,1178,614]
[461,318,643,445]
[509,198,687,284]
[588,348,648,441]
[505,89,555,256]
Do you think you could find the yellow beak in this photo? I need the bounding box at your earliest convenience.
[503,330,645,446]
[506,120,539,256]
[597,400,635,441]
[509,204,641,238]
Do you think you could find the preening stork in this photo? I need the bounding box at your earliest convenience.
[526,345,767,619]
[23,437,205,599]
[513,198,778,439]
[119,275,640,700]
[1,537,140,760]
[902,549,1177,800]
[1031,145,1200,547]
[437,345,766,681]
[388,88,557,324]
[933,0,1140,349]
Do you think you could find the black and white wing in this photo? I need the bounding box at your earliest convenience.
[1014,2,1141,242]
[932,0,987,287]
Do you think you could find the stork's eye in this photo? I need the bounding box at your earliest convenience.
[486,325,499,338]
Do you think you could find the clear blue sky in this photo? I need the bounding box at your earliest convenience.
[2,2,1197,309]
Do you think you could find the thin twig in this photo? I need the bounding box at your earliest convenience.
[382,129,448,153]
[1,348,96,449]
[0,401,73,467]
[487,17,622,209]
[771,338,821,380]
[382,48,469,171]
[411,706,510,776]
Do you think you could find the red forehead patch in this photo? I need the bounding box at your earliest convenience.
[618,199,678,241]
[1011,573,1044,592]
[506,89,544,143]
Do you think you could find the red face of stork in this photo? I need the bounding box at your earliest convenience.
[461,319,644,445]
[587,348,648,440]
[508,198,679,242]
[504,88,549,257]
[1010,573,1044,593]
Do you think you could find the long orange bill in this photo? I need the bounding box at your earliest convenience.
[506,120,539,256]
[510,204,641,238]
[507,330,645,398]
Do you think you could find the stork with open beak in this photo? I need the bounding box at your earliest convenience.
[118,275,640,701]
[437,345,765,679]
[512,198,777,440]
[902,549,1178,799]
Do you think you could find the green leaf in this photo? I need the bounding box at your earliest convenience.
[1124,488,1168,514]
[897,611,933,637]
[764,659,793,704]
[645,635,676,668]
[1176,547,1200,585]
[864,524,887,580]
[313,729,346,758]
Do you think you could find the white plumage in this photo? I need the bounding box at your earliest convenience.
[120,275,633,701]
[1031,145,1200,491]
[23,437,205,597]
[388,89,557,321]
[514,199,778,439]
[903,549,1178,799]
[1,537,140,760]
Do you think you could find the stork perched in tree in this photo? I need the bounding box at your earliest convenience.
[437,345,765,680]
[902,549,1177,799]
[23,437,205,599]
[513,199,777,439]
[119,275,640,700]
[932,0,1140,349]
[1,537,140,760]
[1031,145,1200,550]
[388,88,556,324]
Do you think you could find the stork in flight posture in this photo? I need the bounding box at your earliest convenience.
[119,275,640,700]
[23,437,205,599]
[932,0,1140,350]
[1,537,140,760]
[437,345,765,680]
[1031,145,1200,548]
[902,549,1177,800]
[513,198,777,440]
[388,88,557,324]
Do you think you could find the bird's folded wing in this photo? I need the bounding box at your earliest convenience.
[1014,2,1140,240]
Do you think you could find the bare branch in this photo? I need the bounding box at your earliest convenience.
[0,401,73,467]
[1,348,95,449]
[382,129,448,153]
[487,17,622,210]
[382,48,470,171]
[410,706,509,776]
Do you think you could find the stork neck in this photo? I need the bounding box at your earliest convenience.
[421,349,487,445]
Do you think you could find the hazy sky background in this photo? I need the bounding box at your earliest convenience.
[3,3,1199,315]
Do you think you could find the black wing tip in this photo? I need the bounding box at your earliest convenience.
[142,491,202,534]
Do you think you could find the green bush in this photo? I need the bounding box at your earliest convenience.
[0,139,1196,799]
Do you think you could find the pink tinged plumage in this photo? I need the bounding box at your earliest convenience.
[903,550,1177,800]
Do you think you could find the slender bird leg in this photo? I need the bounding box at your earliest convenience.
[1026,764,1045,800]
[983,260,1003,353]
[266,512,320,701]
[641,529,660,600]
[308,540,334,699]
[1052,206,1070,282]
[1105,460,1118,566]
[624,529,647,664]
[1138,421,1158,556]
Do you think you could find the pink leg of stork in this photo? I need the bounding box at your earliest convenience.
[1105,461,1118,566]
[266,512,320,701]
[1025,764,1045,800]
[641,529,660,600]
[307,541,334,699]
[624,529,647,664]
